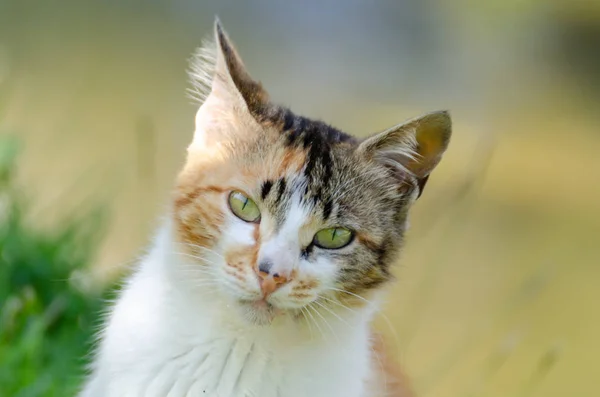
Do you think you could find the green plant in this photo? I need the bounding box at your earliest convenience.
[0,136,108,396]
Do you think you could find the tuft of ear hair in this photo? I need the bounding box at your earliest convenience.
[188,18,271,150]
[188,18,268,113]
[357,111,452,196]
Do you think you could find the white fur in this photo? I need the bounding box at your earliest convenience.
[187,38,216,105]
[80,23,388,397]
[80,218,380,397]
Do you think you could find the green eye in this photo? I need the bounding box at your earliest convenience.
[228,191,261,223]
[313,227,353,249]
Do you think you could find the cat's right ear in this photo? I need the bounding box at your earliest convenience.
[188,18,269,150]
[357,111,452,196]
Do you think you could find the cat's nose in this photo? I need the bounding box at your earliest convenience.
[256,260,290,297]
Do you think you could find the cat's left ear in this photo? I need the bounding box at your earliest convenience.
[211,20,269,114]
[357,111,451,197]
[190,19,269,149]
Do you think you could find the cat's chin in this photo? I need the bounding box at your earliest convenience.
[237,299,284,326]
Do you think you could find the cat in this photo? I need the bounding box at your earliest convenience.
[79,18,451,397]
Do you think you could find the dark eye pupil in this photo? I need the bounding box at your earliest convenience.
[242,197,249,210]
[330,228,337,241]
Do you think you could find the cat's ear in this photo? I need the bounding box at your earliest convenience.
[357,111,451,195]
[189,18,269,149]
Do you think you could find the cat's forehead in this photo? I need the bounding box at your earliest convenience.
[242,106,375,226]
[259,106,358,186]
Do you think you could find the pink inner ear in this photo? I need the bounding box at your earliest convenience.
[359,111,451,179]
[405,113,452,177]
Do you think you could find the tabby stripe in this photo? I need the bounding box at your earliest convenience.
[261,180,273,200]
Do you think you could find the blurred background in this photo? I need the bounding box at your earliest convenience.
[1,0,599,396]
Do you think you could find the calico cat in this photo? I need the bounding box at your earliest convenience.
[80,19,451,397]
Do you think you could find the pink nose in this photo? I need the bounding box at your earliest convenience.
[256,267,289,297]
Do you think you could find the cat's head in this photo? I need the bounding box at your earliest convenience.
[173,20,451,325]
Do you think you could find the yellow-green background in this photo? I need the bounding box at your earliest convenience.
[1,1,599,396]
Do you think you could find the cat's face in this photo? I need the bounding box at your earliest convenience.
[173,21,451,325]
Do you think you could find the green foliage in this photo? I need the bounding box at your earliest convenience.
[0,136,108,396]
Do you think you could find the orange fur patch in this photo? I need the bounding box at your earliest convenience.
[356,233,380,252]
[288,293,312,300]
[173,186,225,250]
[278,147,306,174]
[251,223,260,272]
[174,142,247,252]
[370,330,414,397]
[293,279,318,290]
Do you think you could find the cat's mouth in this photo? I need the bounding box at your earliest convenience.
[238,298,284,325]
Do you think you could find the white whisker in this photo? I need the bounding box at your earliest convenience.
[177,243,225,260]
[319,295,358,314]
[313,299,353,331]
[171,251,219,266]
[326,289,399,349]
[304,304,325,340]
[308,303,336,341]
[327,287,374,306]
[300,308,314,341]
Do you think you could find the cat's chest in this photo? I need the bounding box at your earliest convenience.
[133,332,369,397]
[113,324,366,397]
